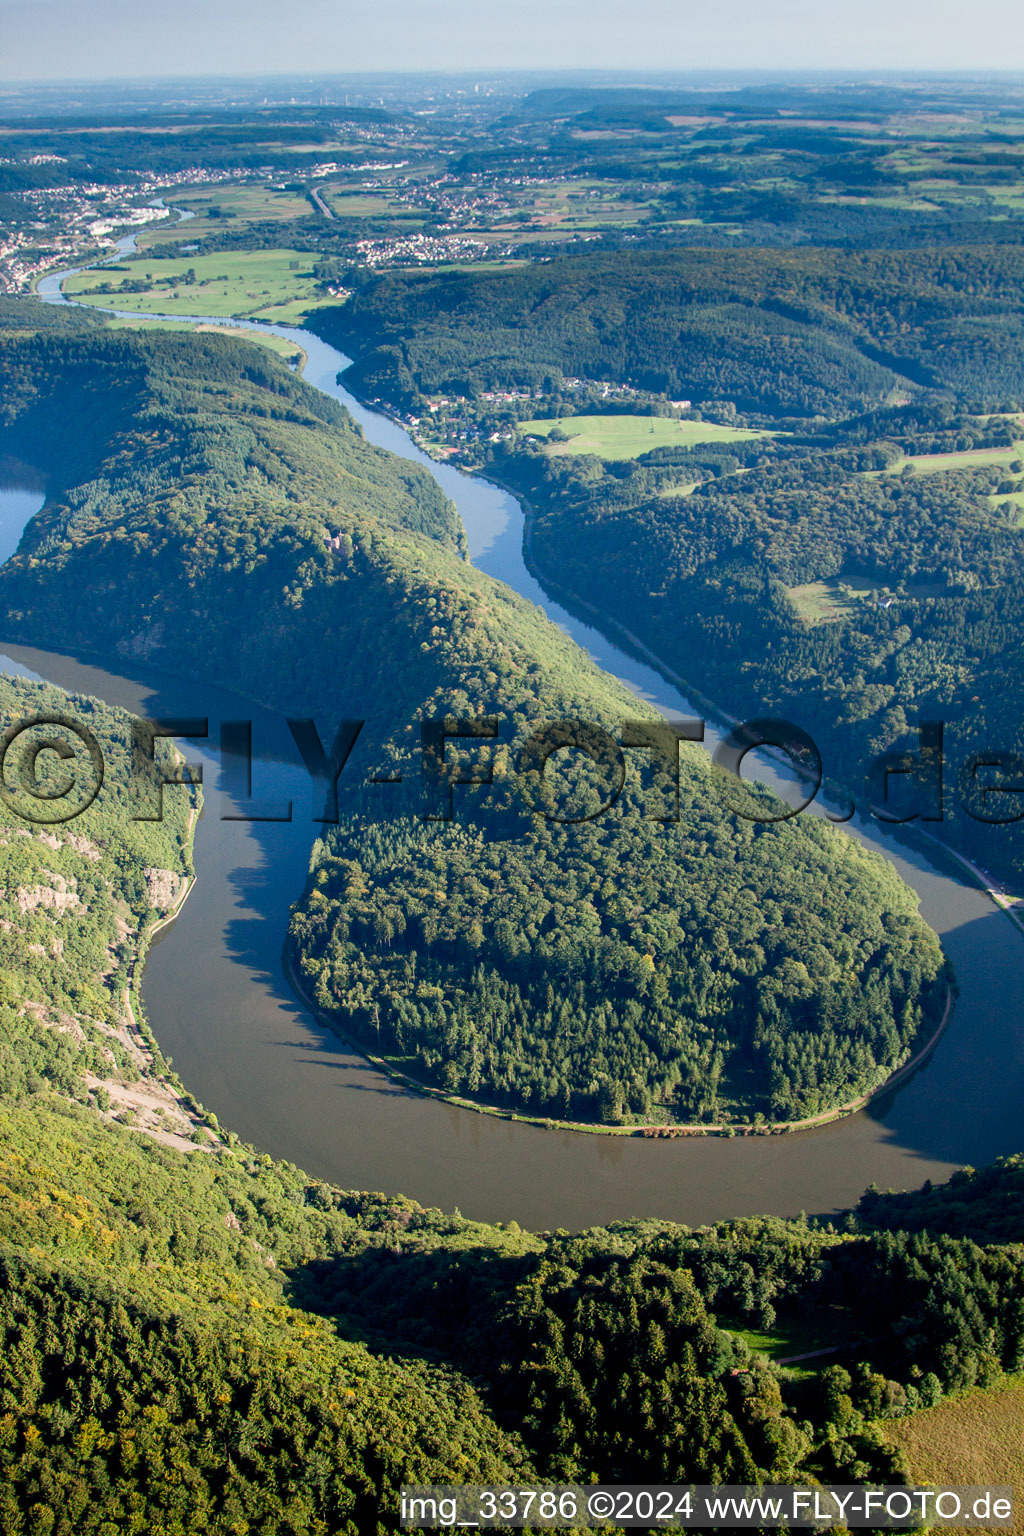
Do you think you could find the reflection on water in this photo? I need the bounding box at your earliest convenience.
[0,486,44,569]
[2,633,1024,1230]
[5,291,1024,1228]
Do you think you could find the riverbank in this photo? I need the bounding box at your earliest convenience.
[285,931,955,1139]
[119,797,224,1149]
[19,269,1024,1226]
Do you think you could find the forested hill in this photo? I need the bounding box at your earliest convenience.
[0,316,947,1124]
[0,672,196,1133]
[302,245,1024,890]
[0,673,537,1531]
[0,669,1023,1530]
[308,244,1024,416]
[0,321,463,552]
[491,412,1024,891]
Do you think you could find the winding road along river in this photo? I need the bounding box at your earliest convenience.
[2,239,1022,1229]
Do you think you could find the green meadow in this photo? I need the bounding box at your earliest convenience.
[786,580,861,626]
[887,442,1024,475]
[64,249,346,324]
[520,413,773,460]
[135,183,314,245]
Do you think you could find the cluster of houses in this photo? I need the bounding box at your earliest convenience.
[354,232,511,266]
[0,164,250,293]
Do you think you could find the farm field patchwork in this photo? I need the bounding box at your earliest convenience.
[520,413,774,460]
[322,187,427,223]
[134,183,315,245]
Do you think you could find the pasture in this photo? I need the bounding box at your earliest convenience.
[520,413,772,461]
[885,1377,1024,1533]
[63,248,344,324]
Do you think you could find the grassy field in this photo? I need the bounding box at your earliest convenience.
[786,580,861,625]
[134,184,314,247]
[991,489,1024,521]
[322,188,427,224]
[724,1312,854,1381]
[786,572,914,624]
[64,249,344,324]
[881,443,1024,475]
[520,414,773,460]
[885,1377,1024,1533]
[101,314,305,366]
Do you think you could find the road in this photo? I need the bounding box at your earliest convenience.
[308,186,335,220]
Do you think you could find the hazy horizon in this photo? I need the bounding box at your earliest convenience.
[2,0,1023,85]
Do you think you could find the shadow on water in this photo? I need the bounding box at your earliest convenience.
[0,484,47,568]
[6,632,1024,1229]
[861,902,1024,1168]
[4,328,1024,1225]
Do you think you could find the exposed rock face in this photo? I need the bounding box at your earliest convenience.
[64,832,101,862]
[14,873,80,916]
[3,829,101,860]
[143,867,182,910]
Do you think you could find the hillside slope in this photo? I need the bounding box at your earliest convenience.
[308,245,1024,417]
[2,670,1024,1532]
[0,318,947,1123]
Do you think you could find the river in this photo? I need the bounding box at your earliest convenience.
[1,240,1021,1228]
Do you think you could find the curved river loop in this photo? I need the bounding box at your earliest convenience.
[0,222,1020,1228]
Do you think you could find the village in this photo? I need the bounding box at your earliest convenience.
[0,164,250,292]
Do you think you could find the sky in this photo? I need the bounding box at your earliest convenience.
[1,0,1023,83]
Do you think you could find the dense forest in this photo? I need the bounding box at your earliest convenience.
[291,807,946,1125]
[309,244,1024,415]
[487,409,1024,888]
[0,314,948,1123]
[0,669,1023,1530]
[305,245,1024,892]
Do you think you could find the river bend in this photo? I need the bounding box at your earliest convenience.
[0,243,1018,1226]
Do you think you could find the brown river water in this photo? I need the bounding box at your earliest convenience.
[0,254,1020,1228]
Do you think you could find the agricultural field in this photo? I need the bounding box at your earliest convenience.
[134,183,315,246]
[520,413,773,460]
[470,178,659,243]
[885,1378,1024,1533]
[63,248,345,324]
[322,185,428,224]
[888,442,1024,475]
[508,178,654,232]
